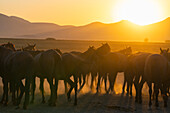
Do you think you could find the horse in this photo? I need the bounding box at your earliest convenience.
[143,54,169,107]
[160,48,170,61]
[70,46,96,92]
[127,52,151,102]
[23,48,68,106]
[95,46,132,94]
[0,46,34,109]
[160,48,170,95]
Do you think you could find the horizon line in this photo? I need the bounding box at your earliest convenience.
[1,12,169,27]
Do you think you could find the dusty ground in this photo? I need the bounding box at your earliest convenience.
[0,74,169,113]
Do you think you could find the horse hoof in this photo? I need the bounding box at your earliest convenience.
[13,101,17,106]
[155,103,159,107]
[23,105,27,110]
[139,99,142,104]
[30,100,34,104]
[0,101,4,104]
[164,103,167,108]
[42,100,46,104]
[4,102,8,106]
[68,98,71,102]
[74,103,77,106]
[52,103,56,106]
[15,106,20,109]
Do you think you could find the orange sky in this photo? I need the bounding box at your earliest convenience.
[0,0,170,26]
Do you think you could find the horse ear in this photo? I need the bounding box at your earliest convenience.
[160,48,163,53]
[167,48,169,52]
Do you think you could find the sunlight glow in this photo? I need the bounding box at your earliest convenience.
[113,0,163,25]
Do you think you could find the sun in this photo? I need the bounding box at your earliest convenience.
[113,0,163,25]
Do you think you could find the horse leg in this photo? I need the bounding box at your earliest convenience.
[65,77,75,102]
[30,76,36,104]
[162,84,168,107]
[54,79,58,103]
[40,77,45,103]
[23,77,31,109]
[78,75,82,87]
[3,79,8,106]
[147,82,152,107]
[138,77,145,104]
[104,74,108,93]
[154,84,159,107]
[133,75,140,102]
[47,78,55,106]
[74,76,78,105]
[16,80,25,107]
[78,74,86,92]
[64,81,68,93]
[122,72,128,94]
[109,72,117,93]
[91,73,94,89]
[11,80,16,105]
[96,74,101,93]
[0,79,6,104]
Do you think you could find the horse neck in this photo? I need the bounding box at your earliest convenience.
[81,50,93,58]
[117,49,131,56]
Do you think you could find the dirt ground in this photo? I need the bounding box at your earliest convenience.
[0,74,169,113]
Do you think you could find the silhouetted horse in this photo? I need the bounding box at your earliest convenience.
[143,54,169,107]
[86,43,111,92]
[26,49,71,106]
[95,47,132,94]
[70,46,96,92]
[127,52,151,102]
[0,46,34,109]
[160,48,170,94]
[160,48,170,61]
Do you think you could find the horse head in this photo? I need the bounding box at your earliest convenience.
[23,43,36,51]
[1,42,16,51]
[118,46,132,56]
[160,48,169,60]
[96,43,111,55]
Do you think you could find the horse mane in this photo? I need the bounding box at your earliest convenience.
[54,48,62,55]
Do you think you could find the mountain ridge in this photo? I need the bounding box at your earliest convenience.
[0,13,169,41]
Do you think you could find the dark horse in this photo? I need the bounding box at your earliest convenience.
[95,46,132,94]
[70,46,96,92]
[160,48,170,95]
[127,52,151,103]
[0,44,34,109]
[143,54,169,107]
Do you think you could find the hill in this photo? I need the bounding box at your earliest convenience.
[0,13,169,41]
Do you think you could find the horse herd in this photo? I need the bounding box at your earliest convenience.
[0,42,169,110]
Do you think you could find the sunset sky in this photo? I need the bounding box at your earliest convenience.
[0,0,170,26]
